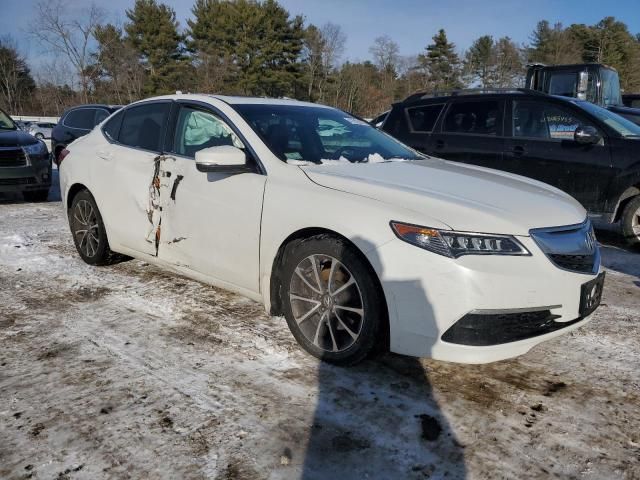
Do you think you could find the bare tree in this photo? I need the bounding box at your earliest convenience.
[0,37,35,113]
[369,35,400,73]
[30,0,103,103]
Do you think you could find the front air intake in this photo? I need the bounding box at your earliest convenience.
[530,220,599,274]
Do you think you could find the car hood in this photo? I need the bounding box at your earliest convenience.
[0,129,39,147]
[301,159,586,235]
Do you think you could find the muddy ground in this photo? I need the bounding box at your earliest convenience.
[1,174,639,479]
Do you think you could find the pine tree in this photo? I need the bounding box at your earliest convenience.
[418,29,462,91]
[125,0,191,95]
[464,35,494,87]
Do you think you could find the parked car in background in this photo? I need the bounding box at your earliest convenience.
[59,94,603,365]
[28,122,56,139]
[382,88,640,247]
[623,94,640,109]
[51,104,121,164]
[0,108,51,201]
[369,111,389,128]
[15,120,32,131]
[525,63,640,125]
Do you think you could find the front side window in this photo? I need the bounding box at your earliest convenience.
[406,104,444,132]
[118,102,170,152]
[65,109,96,130]
[0,109,17,130]
[513,100,598,140]
[172,107,244,158]
[443,101,499,136]
[233,104,421,164]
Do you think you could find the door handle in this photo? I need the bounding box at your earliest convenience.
[435,139,445,149]
[512,146,525,157]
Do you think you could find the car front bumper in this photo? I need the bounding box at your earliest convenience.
[372,236,601,363]
[0,156,52,192]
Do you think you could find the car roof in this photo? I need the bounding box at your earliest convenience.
[397,89,577,106]
[129,93,332,109]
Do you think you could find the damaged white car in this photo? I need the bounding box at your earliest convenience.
[59,95,604,365]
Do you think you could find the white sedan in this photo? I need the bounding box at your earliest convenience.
[58,94,604,365]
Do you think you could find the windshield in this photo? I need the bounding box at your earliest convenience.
[0,109,17,130]
[600,69,623,107]
[232,104,422,164]
[575,100,640,137]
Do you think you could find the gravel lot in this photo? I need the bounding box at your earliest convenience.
[1,170,639,480]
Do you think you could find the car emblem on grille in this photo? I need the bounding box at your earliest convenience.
[584,228,596,253]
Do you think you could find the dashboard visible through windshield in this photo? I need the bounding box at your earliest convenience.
[232,104,422,164]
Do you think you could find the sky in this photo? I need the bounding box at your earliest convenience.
[2,0,640,71]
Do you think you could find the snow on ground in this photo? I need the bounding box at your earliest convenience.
[0,172,639,479]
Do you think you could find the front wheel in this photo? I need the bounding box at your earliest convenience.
[35,133,45,140]
[621,195,640,248]
[69,189,119,265]
[281,235,385,366]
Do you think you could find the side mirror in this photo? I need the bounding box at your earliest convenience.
[195,145,249,173]
[574,126,601,145]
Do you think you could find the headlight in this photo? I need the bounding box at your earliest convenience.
[390,221,530,258]
[22,141,48,157]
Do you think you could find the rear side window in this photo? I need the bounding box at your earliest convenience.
[406,104,444,132]
[64,108,96,129]
[102,110,123,141]
[118,102,170,152]
[443,101,499,135]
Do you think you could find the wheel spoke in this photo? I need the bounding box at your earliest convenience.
[294,301,322,325]
[295,267,322,295]
[334,305,364,316]
[326,259,337,294]
[74,213,85,226]
[331,276,355,297]
[310,255,324,293]
[313,312,327,347]
[326,315,339,352]
[334,310,359,340]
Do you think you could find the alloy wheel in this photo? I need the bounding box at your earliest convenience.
[288,254,364,353]
[72,199,100,258]
[632,206,640,239]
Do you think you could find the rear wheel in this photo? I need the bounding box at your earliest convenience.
[35,133,45,140]
[22,189,49,202]
[69,189,119,265]
[621,195,640,248]
[281,235,385,365]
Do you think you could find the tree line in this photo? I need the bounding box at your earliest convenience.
[1,0,640,118]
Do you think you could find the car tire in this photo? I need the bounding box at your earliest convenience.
[621,195,640,248]
[69,189,120,265]
[280,234,385,366]
[22,189,49,202]
[35,133,44,140]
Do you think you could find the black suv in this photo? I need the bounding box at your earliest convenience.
[51,104,121,164]
[382,89,640,246]
[623,94,640,109]
[0,108,51,201]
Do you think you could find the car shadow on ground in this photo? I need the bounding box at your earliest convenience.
[0,166,61,205]
[300,237,466,479]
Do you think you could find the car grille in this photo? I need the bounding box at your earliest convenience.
[0,147,27,167]
[530,220,599,274]
[0,178,35,185]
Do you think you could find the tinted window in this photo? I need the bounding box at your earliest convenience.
[548,72,579,97]
[65,108,96,129]
[406,104,444,132]
[234,104,421,163]
[513,100,597,140]
[443,101,499,135]
[94,109,110,126]
[118,103,170,152]
[172,107,244,158]
[103,110,123,141]
[632,99,640,108]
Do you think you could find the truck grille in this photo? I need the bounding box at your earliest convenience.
[0,147,27,167]
[530,220,599,274]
